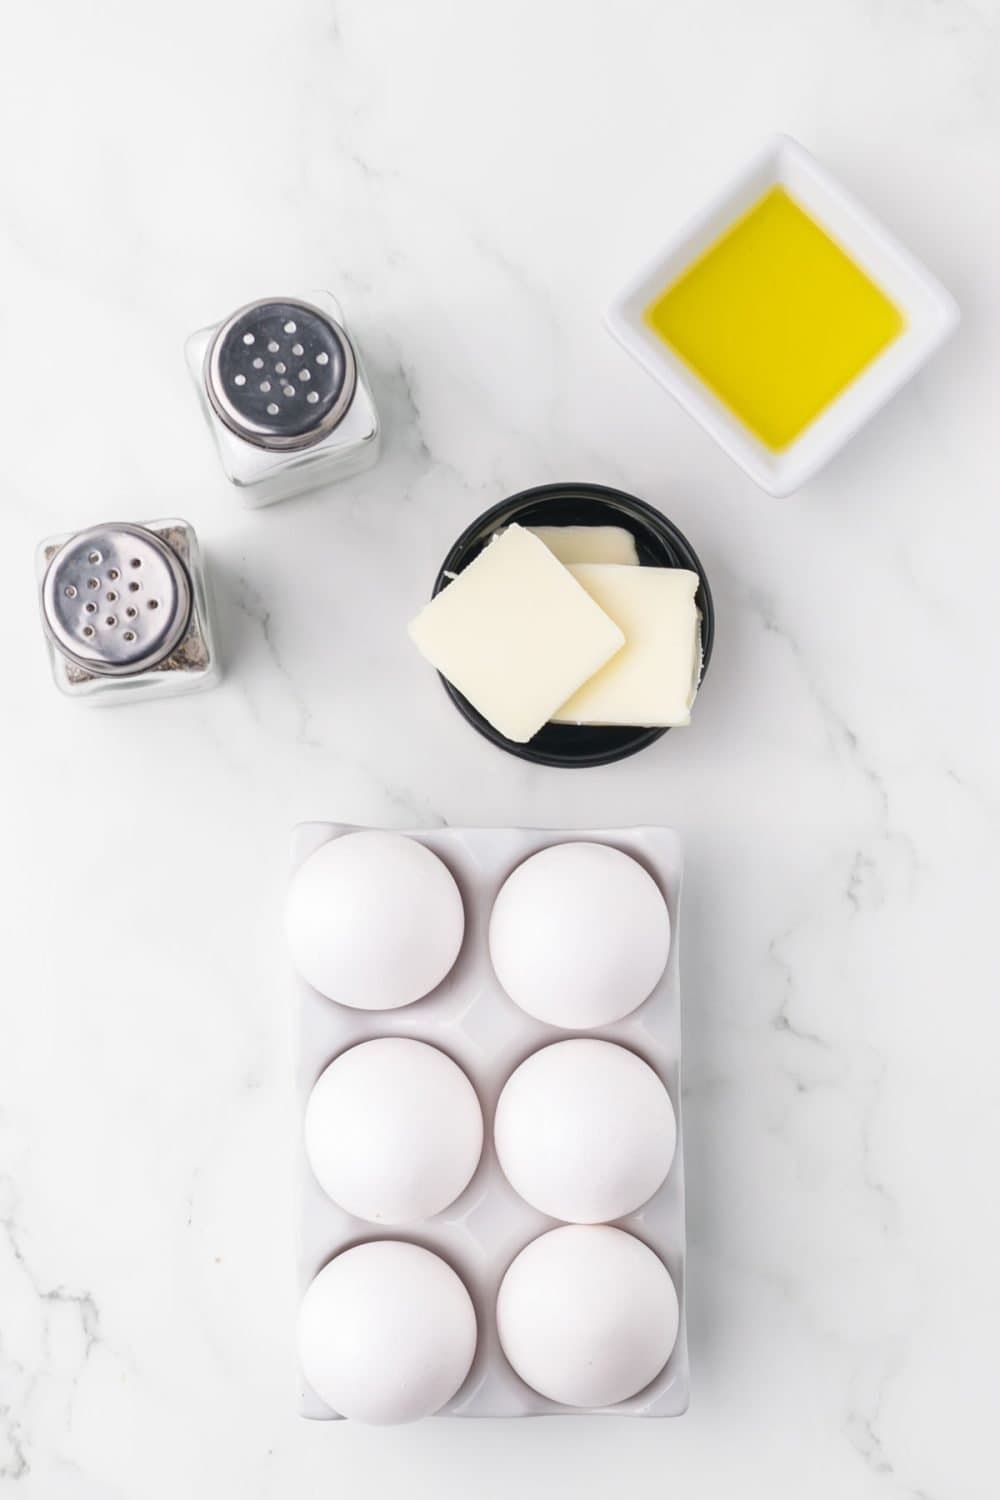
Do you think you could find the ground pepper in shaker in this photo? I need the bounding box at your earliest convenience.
[185,292,380,507]
[37,519,220,702]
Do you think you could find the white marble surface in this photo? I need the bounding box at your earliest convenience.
[0,1,996,1495]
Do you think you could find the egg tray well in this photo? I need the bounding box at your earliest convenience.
[292,824,689,1419]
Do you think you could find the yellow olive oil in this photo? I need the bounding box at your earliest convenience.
[643,186,905,450]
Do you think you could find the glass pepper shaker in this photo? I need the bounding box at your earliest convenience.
[185,291,380,507]
[37,518,220,703]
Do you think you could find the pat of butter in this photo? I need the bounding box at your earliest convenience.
[552,565,702,727]
[408,525,625,743]
[528,525,639,566]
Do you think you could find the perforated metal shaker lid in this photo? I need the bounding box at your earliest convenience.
[41,523,192,677]
[204,296,358,451]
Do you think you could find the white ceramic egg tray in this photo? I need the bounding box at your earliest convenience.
[292,823,689,1419]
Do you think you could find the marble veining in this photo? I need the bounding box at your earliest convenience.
[0,0,996,1496]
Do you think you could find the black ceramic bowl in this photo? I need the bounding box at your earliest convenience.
[431,482,714,768]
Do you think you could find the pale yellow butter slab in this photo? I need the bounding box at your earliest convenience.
[408,526,625,743]
[528,525,640,566]
[552,565,702,727]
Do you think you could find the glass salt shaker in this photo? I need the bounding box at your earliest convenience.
[185,291,380,508]
[37,518,220,703]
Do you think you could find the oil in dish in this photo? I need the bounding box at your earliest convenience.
[643,186,905,451]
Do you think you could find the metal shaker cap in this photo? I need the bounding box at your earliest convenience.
[204,296,357,451]
[41,523,192,677]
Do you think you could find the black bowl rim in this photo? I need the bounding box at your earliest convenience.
[431,482,715,768]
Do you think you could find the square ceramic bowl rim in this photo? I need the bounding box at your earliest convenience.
[606,132,959,496]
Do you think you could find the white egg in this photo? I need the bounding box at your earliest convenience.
[306,1038,484,1223]
[489,842,670,1028]
[494,1039,675,1222]
[497,1225,678,1408]
[286,831,464,1010]
[299,1241,477,1424]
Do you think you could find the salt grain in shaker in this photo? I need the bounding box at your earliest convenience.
[185,292,380,507]
[37,519,220,703]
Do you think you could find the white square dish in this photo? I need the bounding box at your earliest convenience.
[292,823,689,1419]
[606,133,959,496]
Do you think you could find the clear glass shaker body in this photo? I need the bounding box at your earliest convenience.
[37,517,220,704]
[185,290,380,508]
